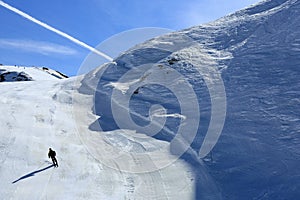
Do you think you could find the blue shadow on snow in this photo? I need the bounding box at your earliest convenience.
[12,164,54,184]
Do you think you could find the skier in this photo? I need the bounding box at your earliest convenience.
[48,148,58,167]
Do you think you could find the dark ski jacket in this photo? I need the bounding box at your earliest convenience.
[48,149,56,158]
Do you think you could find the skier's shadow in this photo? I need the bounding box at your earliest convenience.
[12,164,54,184]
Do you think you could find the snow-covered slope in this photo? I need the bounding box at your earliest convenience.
[0,77,194,199]
[1,0,300,199]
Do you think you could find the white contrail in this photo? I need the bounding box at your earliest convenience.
[0,0,113,61]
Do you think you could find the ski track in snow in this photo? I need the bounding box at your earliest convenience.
[1,0,300,199]
[0,76,194,199]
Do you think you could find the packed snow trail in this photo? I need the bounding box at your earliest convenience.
[0,77,194,199]
[1,0,300,199]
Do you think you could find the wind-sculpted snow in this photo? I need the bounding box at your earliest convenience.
[1,0,300,199]
[76,32,228,175]
[74,32,226,198]
[75,0,300,199]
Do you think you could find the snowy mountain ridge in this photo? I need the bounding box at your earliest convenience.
[1,0,300,199]
[0,65,68,82]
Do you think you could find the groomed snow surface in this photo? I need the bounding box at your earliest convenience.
[0,76,194,199]
[1,0,300,199]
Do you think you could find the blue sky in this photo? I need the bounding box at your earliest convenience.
[0,0,260,76]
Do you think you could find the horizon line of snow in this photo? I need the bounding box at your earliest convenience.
[0,0,113,62]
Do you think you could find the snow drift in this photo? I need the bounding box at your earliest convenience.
[1,0,300,199]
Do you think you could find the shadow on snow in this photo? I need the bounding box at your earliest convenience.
[12,164,54,184]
